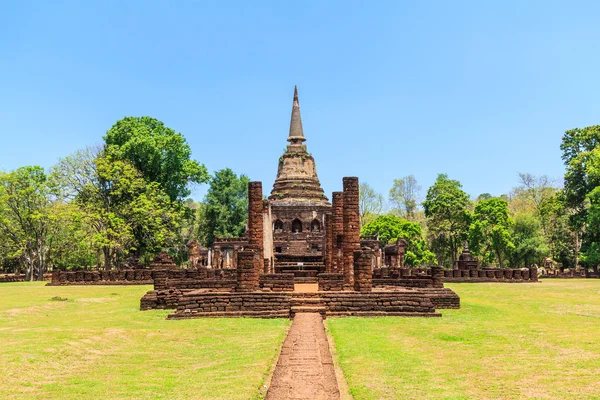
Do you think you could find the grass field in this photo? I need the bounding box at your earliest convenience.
[0,283,290,400]
[2,280,599,399]
[327,280,600,400]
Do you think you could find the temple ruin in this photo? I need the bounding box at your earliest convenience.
[136,87,461,318]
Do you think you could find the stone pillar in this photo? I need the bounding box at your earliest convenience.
[353,248,373,292]
[331,192,344,272]
[343,177,360,287]
[247,182,264,262]
[431,266,444,288]
[324,213,333,273]
[236,248,260,292]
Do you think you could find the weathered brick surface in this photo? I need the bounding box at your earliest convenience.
[319,292,437,315]
[342,177,359,286]
[317,273,344,291]
[353,248,373,292]
[167,292,293,318]
[259,273,295,292]
[324,213,332,273]
[236,248,260,292]
[248,182,264,262]
[331,192,344,273]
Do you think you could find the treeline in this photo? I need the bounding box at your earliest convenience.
[0,117,248,280]
[360,125,600,272]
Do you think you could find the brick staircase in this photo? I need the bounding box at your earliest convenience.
[290,292,326,318]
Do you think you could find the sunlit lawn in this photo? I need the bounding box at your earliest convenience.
[0,283,290,400]
[327,280,600,400]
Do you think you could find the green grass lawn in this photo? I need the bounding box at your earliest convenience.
[0,283,290,400]
[327,280,600,399]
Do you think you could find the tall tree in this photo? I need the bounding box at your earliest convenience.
[360,214,436,266]
[0,166,52,280]
[359,183,384,226]
[389,175,421,221]
[104,116,209,202]
[468,198,514,268]
[199,169,249,247]
[560,125,600,269]
[538,192,577,270]
[423,174,471,267]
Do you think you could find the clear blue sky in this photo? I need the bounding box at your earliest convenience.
[1,1,599,202]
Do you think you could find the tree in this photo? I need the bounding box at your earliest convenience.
[560,125,600,268]
[389,175,421,220]
[104,116,209,202]
[360,215,437,266]
[359,183,384,226]
[538,192,577,270]
[0,166,52,280]
[468,198,514,268]
[199,169,249,247]
[422,174,471,267]
[508,213,549,268]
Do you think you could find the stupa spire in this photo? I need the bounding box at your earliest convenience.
[287,85,306,143]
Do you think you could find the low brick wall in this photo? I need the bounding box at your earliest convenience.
[373,268,431,279]
[47,267,238,287]
[48,269,154,285]
[319,292,438,316]
[167,292,293,318]
[443,268,539,282]
[317,273,344,291]
[419,288,461,309]
[1,273,52,283]
[140,288,184,310]
[373,278,434,288]
[259,274,295,292]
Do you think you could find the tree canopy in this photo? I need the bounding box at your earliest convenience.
[423,174,471,267]
[104,116,209,202]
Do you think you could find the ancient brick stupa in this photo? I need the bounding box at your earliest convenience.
[268,87,332,274]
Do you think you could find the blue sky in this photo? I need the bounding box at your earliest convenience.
[1,1,599,202]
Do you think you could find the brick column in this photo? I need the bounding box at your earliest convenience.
[343,177,360,287]
[431,266,444,288]
[324,213,333,273]
[331,191,344,273]
[353,248,373,292]
[247,182,264,273]
[236,248,260,292]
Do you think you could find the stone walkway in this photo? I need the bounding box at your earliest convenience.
[266,312,340,400]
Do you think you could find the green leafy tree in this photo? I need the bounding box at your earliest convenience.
[538,193,577,270]
[104,116,209,202]
[468,198,514,268]
[0,166,53,280]
[389,175,422,221]
[361,215,436,266]
[199,169,249,247]
[508,213,549,268]
[423,174,471,267]
[560,125,600,269]
[359,183,384,226]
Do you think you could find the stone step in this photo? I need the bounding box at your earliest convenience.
[291,297,324,305]
[291,305,326,314]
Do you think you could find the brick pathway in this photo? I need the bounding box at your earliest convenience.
[266,312,340,400]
